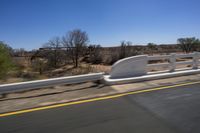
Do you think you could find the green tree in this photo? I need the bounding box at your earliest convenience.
[147,43,157,55]
[0,41,13,78]
[177,37,199,53]
[147,43,157,49]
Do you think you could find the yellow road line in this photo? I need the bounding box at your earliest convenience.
[0,80,200,117]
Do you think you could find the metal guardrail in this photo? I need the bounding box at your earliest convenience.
[0,73,104,94]
[147,52,200,72]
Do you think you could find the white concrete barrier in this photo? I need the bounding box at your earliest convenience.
[147,52,199,71]
[1,53,200,92]
[110,55,147,79]
[0,73,104,94]
[104,69,200,85]
[104,52,200,85]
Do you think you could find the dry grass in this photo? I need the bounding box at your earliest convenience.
[0,51,195,84]
[91,64,111,74]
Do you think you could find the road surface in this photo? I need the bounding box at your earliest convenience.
[1,82,200,133]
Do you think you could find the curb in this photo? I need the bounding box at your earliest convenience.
[104,69,200,85]
[1,79,200,117]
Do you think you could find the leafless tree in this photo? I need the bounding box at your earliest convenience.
[62,29,89,67]
[119,41,132,59]
[43,37,62,68]
[13,48,26,57]
[31,58,47,75]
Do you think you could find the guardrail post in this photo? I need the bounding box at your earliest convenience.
[193,52,199,69]
[169,53,176,72]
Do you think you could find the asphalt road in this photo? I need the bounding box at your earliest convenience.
[1,83,200,133]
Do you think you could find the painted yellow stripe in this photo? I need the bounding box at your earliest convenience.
[0,80,200,117]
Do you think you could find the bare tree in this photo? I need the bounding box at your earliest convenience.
[13,48,26,56]
[43,37,62,68]
[119,41,132,59]
[62,29,89,67]
[31,58,47,75]
[120,41,126,59]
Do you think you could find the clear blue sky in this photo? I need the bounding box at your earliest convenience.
[1,0,200,50]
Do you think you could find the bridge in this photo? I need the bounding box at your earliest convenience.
[1,52,200,94]
[1,53,200,133]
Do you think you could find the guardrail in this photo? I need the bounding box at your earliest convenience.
[105,52,200,85]
[0,73,104,94]
[147,52,199,72]
[1,53,200,94]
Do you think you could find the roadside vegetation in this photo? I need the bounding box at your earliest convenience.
[0,41,14,79]
[1,29,200,83]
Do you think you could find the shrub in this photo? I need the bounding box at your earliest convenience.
[0,42,14,79]
[88,45,103,64]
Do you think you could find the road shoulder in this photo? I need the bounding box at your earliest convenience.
[1,74,200,114]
